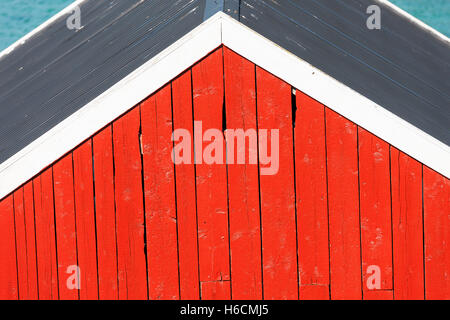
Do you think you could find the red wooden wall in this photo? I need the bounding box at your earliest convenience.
[0,46,449,300]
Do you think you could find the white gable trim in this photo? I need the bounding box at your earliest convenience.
[0,12,448,199]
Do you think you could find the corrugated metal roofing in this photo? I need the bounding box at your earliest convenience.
[0,0,448,165]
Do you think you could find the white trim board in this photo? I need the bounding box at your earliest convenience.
[0,12,449,200]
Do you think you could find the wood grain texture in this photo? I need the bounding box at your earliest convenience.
[53,154,79,300]
[363,290,393,300]
[23,182,38,300]
[172,70,200,300]
[14,185,38,300]
[325,108,362,300]
[34,169,59,299]
[299,285,329,300]
[424,166,450,300]
[391,147,424,300]
[224,47,262,300]
[358,128,393,295]
[192,48,231,299]
[113,108,148,300]
[256,67,298,300]
[294,90,329,300]
[0,194,18,299]
[73,139,99,300]
[141,85,179,300]
[14,188,28,299]
[93,126,118,300]
[201,281,231,300]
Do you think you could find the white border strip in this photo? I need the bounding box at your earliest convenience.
[377,0,450,44]
[0,12,448,199]
[0,0,88,59]
[0,13,222,199]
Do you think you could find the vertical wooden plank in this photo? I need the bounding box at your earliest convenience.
[391,147,424,300]
[73,140,99,300]
[93,126,118,300]
[224,47,262,300]
[325,108,362,300]
[256,67,298,300]
[23,182,38,299]
[424,166,450,300]
[13,188,26,299]
[141,85,179,300]
[363,290,393,300]
[34,169,59,300]
[113,107,148,300]
[294,90,329,300]
[172,70,200,300]
[192,48,231,299]
[0,195,18,299]
[14,187,35,299]
[201,281,231,300]
[299,285,329,300]
[358,128,393,297]
[53,154,79,300]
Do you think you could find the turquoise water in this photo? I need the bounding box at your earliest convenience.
[0,0,449,51]
[390,0,450,35]
[0,0,73,50]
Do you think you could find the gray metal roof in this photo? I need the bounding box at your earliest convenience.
[0,0,449,165]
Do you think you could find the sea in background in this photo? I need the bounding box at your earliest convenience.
[0,0,449,51]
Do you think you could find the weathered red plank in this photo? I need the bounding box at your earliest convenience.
[34,169,59,299]
[424,166,450,300]
[325,108,362,300]
[224,47,262,300]
[299,285,329,300]
[53,154,79,300]
[172,70,200,300]
[192,48,231,299]
[391,147,424,300]
[23,182,38,300]
[256,67,298,300]
[294,90,329,300]
[0,195,18,299]
[141,85,179,300]
[14,188,29,299]
[15,185,38,300]
[363,290,393,300]
[73,139,99,300]
[113,107,148,300]
[201,281,231,300]
[15,184,39,300]
[358,127,393,297]
[93,126,118,300]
